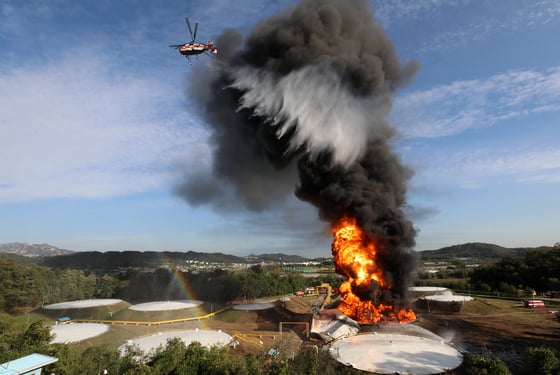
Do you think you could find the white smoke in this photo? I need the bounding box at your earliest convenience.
[229,63,392,167]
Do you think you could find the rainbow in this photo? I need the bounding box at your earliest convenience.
[157,252,209,328]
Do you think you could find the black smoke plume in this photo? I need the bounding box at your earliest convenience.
[178,0,419,303]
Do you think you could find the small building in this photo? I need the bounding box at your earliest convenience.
[305,287,317,295]
[0,353,58,375]
[57,316,71,323]
[525,300,545,308]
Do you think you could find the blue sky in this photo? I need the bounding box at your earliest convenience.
[1,0,559,257]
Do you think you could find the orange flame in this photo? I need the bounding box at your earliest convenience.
[331,215,415,324]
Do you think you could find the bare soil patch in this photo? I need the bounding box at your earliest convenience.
[413,297,560,371]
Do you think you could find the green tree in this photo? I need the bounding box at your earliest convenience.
[289,347,319,374]
[185,341,220,374]
[525,247,560,292]
[13,320,51,355]
[0,319,52,362]
[470,247,560,293]
[0,255,46,312]
[95,274,125,298]
[523,347,559,375]
[266,359,290,375]
[0,313,21,362]
[459,353,511,375]
[46,344,82,375]
[243,353,264,375]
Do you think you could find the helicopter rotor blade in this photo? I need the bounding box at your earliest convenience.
[185,17,194,41]
[193,22,199,42]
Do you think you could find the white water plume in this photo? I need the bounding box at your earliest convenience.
[230,63,392,167]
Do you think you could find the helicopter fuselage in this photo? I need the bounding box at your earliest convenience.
[170,18,217,60]
[178,42,217,56]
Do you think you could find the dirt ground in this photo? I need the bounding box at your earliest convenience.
[280,295,560,372]
[412,297,560,371]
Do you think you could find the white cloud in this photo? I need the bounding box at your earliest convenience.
[374,0,560,54]
[373,0,452,25]
[464,149,560,175]
[411,147,560,189]
[526,0,560,25]
[392,66,560,138]
[189,0,296,31]
[516,172,560,184]
[0,51,209,203]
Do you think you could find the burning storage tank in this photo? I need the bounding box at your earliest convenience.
[330,216,416,324]
[316,224,462,374]
[311,307,463,373]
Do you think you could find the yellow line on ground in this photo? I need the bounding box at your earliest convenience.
[63,305,232,326]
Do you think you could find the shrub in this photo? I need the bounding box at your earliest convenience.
[460,353,511,375]
[523,347,559,375]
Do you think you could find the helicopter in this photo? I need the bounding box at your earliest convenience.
[169,18,217,61]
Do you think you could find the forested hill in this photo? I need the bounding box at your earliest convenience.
[40,250,312,270]
[40,251,244,269]
[245,253,310,263]
[419,242,551,261]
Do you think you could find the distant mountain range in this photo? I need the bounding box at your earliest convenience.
[2,242,554,268]
[0,242,74,257]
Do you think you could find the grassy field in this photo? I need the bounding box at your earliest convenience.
[214,308,259,324]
